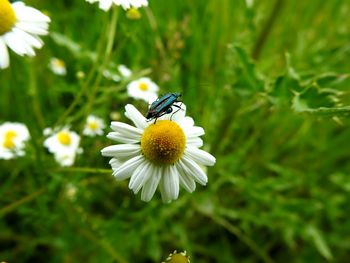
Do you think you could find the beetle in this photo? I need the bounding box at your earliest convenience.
[146,92,182,122]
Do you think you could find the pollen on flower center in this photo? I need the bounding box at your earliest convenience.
[57,131,71,145]
[3,137,15,149]
[88,121,98,130]
[141,120,186,165]
[0,0,17,36]
[139,82,149,91]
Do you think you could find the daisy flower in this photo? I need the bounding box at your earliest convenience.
[44,128,81,166]
[0,0,50,69]
[49,57,67,76]
[83,115,106,137]
[86,0,148,11]
[101,103,216,203]
[127,77,159,103]
[103,64,132,82]
[162,250,190,263]
[118,64,132,78]
[0,122,30,160]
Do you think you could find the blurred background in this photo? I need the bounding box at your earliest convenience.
[1,0,350,262]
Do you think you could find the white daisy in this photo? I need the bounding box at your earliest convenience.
[49,57,67,76]
[44,128,81,166]
[0,0,50,69]
[103,64,132,82]
[86,0,148,11]
[83,115,106,137]
[101,103,216,203]
[127,77,159,103]
[118,64,132,78]
[0,122,30,159]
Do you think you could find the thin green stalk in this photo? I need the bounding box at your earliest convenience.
[83,7,119,126]
[28,62,45,128]
[55,16,110,127]
[195,205,274,263]
[0,187,46,217]
[252,0,285,60]
[54,167,112,174]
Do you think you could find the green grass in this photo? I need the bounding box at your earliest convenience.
[1,0,350,262]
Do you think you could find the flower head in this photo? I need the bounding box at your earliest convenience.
[127,77,159,103]
[0,122,30,159]
[83,115,106,137]
[49,57,67,76]
[44,128,81,166]
[101,103,216,203]
[0,0,50,69]
[162,251,190,263]
[86,0,148,11]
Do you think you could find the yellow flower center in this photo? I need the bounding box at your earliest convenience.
[53,59,65,68]
[3,138,15,149]
[141,120,186,165]
[166,252,190,263]
[0,0,17,36]
[2,130,17,149]
[126,8,141,20]
[88,121,98,130]
[139,82,149,91]
[57,131,72,146]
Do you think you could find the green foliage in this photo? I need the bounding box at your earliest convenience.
[1,0,350,262]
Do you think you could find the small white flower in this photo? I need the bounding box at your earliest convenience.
[83,115,106,137]
[49,57,67,76]
[86,0,148,11]
[0,0,50,69]
[118,64,132,78]
[44,128,81,166]
[127,77,159,103]
[103,64,132,82]
[0,122,30,159]
[101,103,216,203]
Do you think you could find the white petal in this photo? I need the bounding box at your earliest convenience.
[110,121,143,136]
[0,39,9,69]
[112,155,144,181]
[185,126,205,137]
[107,132,140,144]
[176,162,196,193]
[184,146,216,166]
[129,161,152,194]
[101,144,140,157]
[12,28,43,49]
[187,137,203,147]
[163,165,180,201]
[124,104,148,129]
[109,158,122,168]
[141,166,161,202]
[159,174,172,203]
[179,157,208,185]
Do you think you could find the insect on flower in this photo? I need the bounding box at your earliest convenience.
[146,92,183,122]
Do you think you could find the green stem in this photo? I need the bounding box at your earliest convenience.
[83,7,119,128]
[195,205,274,263]
[54,167,112,174]
[54,15,110,127]
[0,187,46,217]
[252,0,285,60]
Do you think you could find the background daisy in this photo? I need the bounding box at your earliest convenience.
[86,0,148,11]
[49,57,67,76]
[0,122,30,159]
[127,77,159,103]
[83,115,106,137]
[0,0,50,69]
[44,128,81,166]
